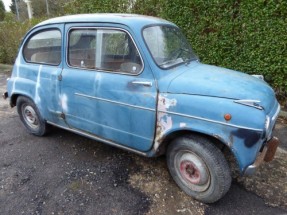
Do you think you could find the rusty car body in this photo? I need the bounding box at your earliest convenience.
[4,14,280,203]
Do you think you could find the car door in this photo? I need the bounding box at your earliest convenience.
[20,24,64,124]
[60,24,157,151]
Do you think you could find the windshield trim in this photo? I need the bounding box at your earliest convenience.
[141,24,198,70]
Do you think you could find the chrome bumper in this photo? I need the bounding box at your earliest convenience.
[244,137,279,176]
[2,92,8,100]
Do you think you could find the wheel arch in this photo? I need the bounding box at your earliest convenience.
[156,129,240,174]
[165,131,232,203]
[15,95,48,136]
[10,93,34,107]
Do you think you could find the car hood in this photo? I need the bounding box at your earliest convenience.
[167,62,276,113]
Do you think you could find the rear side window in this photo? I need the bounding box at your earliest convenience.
[23,29,61,65]
[68,28,143,74]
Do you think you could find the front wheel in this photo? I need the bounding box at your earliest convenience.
[167,135,231,203]
[16,96,48,136]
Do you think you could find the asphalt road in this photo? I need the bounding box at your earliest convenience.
[1,72,286,215]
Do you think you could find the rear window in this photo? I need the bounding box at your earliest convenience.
[23,29,61,66]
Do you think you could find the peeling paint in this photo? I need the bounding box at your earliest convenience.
[35,65,42,105]
[60,94,68,112]
[157,95,177,111]
[180,122,187,128]
[94,72,102,90]
[12,56,21,93]
[154,95,177,150]
[16,56,20,77]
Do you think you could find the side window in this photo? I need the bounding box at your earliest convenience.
[68,28,143,74]
[23,29,61,65]
[68,29,97,69]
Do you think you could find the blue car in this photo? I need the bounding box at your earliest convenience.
[3,14,280,203]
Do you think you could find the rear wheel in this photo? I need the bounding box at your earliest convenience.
[167,135,231,203]
[16,96,48,136]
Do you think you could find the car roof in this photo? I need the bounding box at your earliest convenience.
[35,13,174,28]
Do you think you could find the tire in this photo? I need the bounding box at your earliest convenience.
[16,96,47,136]
[166,135,231,203]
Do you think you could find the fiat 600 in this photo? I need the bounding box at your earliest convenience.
[3,14,280,203]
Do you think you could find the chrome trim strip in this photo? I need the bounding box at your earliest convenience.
[265,116,270,132]
[234,100,263,110]
[266,104,281,140]
[75,92,156,112]
[235,99,261,103]
[65,26,144,76]
[160,110,263,132]
[47,121,148,156]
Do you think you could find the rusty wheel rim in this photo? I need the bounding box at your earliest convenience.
[175,151,210,192]
[22,105,39,130]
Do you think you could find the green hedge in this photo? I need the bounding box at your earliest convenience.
[161,0,287,104]
[1,1,286,104]
[67,0,287,105]
[0,14,42,64]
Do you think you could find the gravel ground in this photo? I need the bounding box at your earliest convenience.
[1,71,287,215]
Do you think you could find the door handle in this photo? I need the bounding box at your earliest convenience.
[131,81,153,87]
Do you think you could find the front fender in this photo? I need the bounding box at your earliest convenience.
[154,93,266,173]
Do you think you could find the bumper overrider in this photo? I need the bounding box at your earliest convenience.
[244,137,279,175]
[244,102,281,176]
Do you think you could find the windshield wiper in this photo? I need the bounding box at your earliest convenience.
[184,57,198,65]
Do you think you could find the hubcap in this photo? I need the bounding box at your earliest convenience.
[22,105,39,130]
[175,151,210,192]
[180,160,201,184]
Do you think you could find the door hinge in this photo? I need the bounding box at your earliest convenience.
[60,112,65,119]
[58,74,62,81]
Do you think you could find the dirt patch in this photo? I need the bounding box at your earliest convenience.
[236,149,287,209]
[129,156,206,215]
[278,116,287,124]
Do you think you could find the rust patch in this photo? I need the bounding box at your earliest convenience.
[231,129,261,148]
[154,95,177,150]
[264,137,279,162]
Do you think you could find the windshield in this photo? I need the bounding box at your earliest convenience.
[143,25,198,69]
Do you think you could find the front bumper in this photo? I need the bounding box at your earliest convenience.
[2,92,8,100]
[244,136,279,176]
